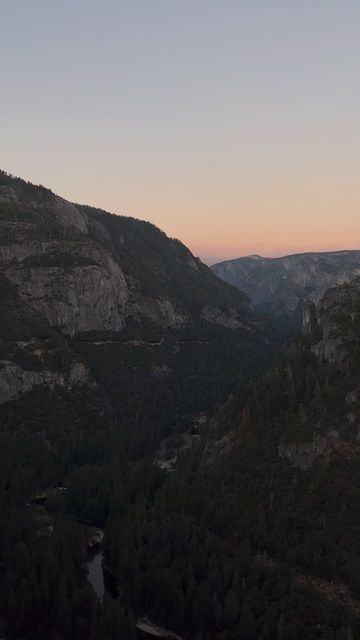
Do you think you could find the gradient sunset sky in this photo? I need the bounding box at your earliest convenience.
[2,1,360,263]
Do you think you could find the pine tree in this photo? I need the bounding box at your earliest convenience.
[239,602,256,640]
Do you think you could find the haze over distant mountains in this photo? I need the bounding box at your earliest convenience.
[212,250,360,328]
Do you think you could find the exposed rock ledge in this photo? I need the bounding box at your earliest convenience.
[201,306,247,329]
[4,245,128,337]
[0,361,94,404]
[278,430,360,470]
[278,433,336,470]
[0,185,88,233]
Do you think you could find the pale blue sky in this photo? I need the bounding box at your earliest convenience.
[1,1,360,262]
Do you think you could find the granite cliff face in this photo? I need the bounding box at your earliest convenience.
[3,241,129,336]
[0,360,93,404]
[0,172,258,338]
[212,251,360,328]
[0,171,280,443]
[212,277,360,466]
[303,278,360,365]
[278,278,360,465]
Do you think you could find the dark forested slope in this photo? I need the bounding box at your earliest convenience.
[3,170,360,640]
[108,278,360,640]
[0,170,281,640]
[0,170,280,452]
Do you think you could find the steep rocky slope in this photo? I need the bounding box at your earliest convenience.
[2,169,359,640]
[1,171,250,336]
[0,170,280,448]
[0,171,284,640]
[90,277,360,639]
[213,276,360,461]
[198,277,360,635]
[212,251,360,329]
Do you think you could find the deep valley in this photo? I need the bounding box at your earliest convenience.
[1,171,360,640]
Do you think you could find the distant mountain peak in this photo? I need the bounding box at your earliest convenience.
[212,249,360,329]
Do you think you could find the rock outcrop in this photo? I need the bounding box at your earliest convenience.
[0,170,280,410]
[0,360,94,404]
[212,251,360,328]
[0,171,258,338]
[4,242,129,336]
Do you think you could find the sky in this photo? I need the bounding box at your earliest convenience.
[1,1,360,264]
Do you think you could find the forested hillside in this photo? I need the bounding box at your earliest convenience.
[116,278,360,639]
[0,171,281,639]
[0,170,280,450]
[3,170,360,640]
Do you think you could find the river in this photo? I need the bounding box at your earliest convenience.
[86,551,105,600]
[85,553,185,639]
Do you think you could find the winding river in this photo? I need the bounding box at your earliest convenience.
[85,552,184,639]
[86,551,105,600]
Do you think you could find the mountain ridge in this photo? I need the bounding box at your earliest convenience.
[1,169,360,639]
[82,275,360,639]
[0,169,280,450]
[212,249,360,329]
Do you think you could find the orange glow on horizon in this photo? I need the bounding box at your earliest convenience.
[2,2,360,267]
